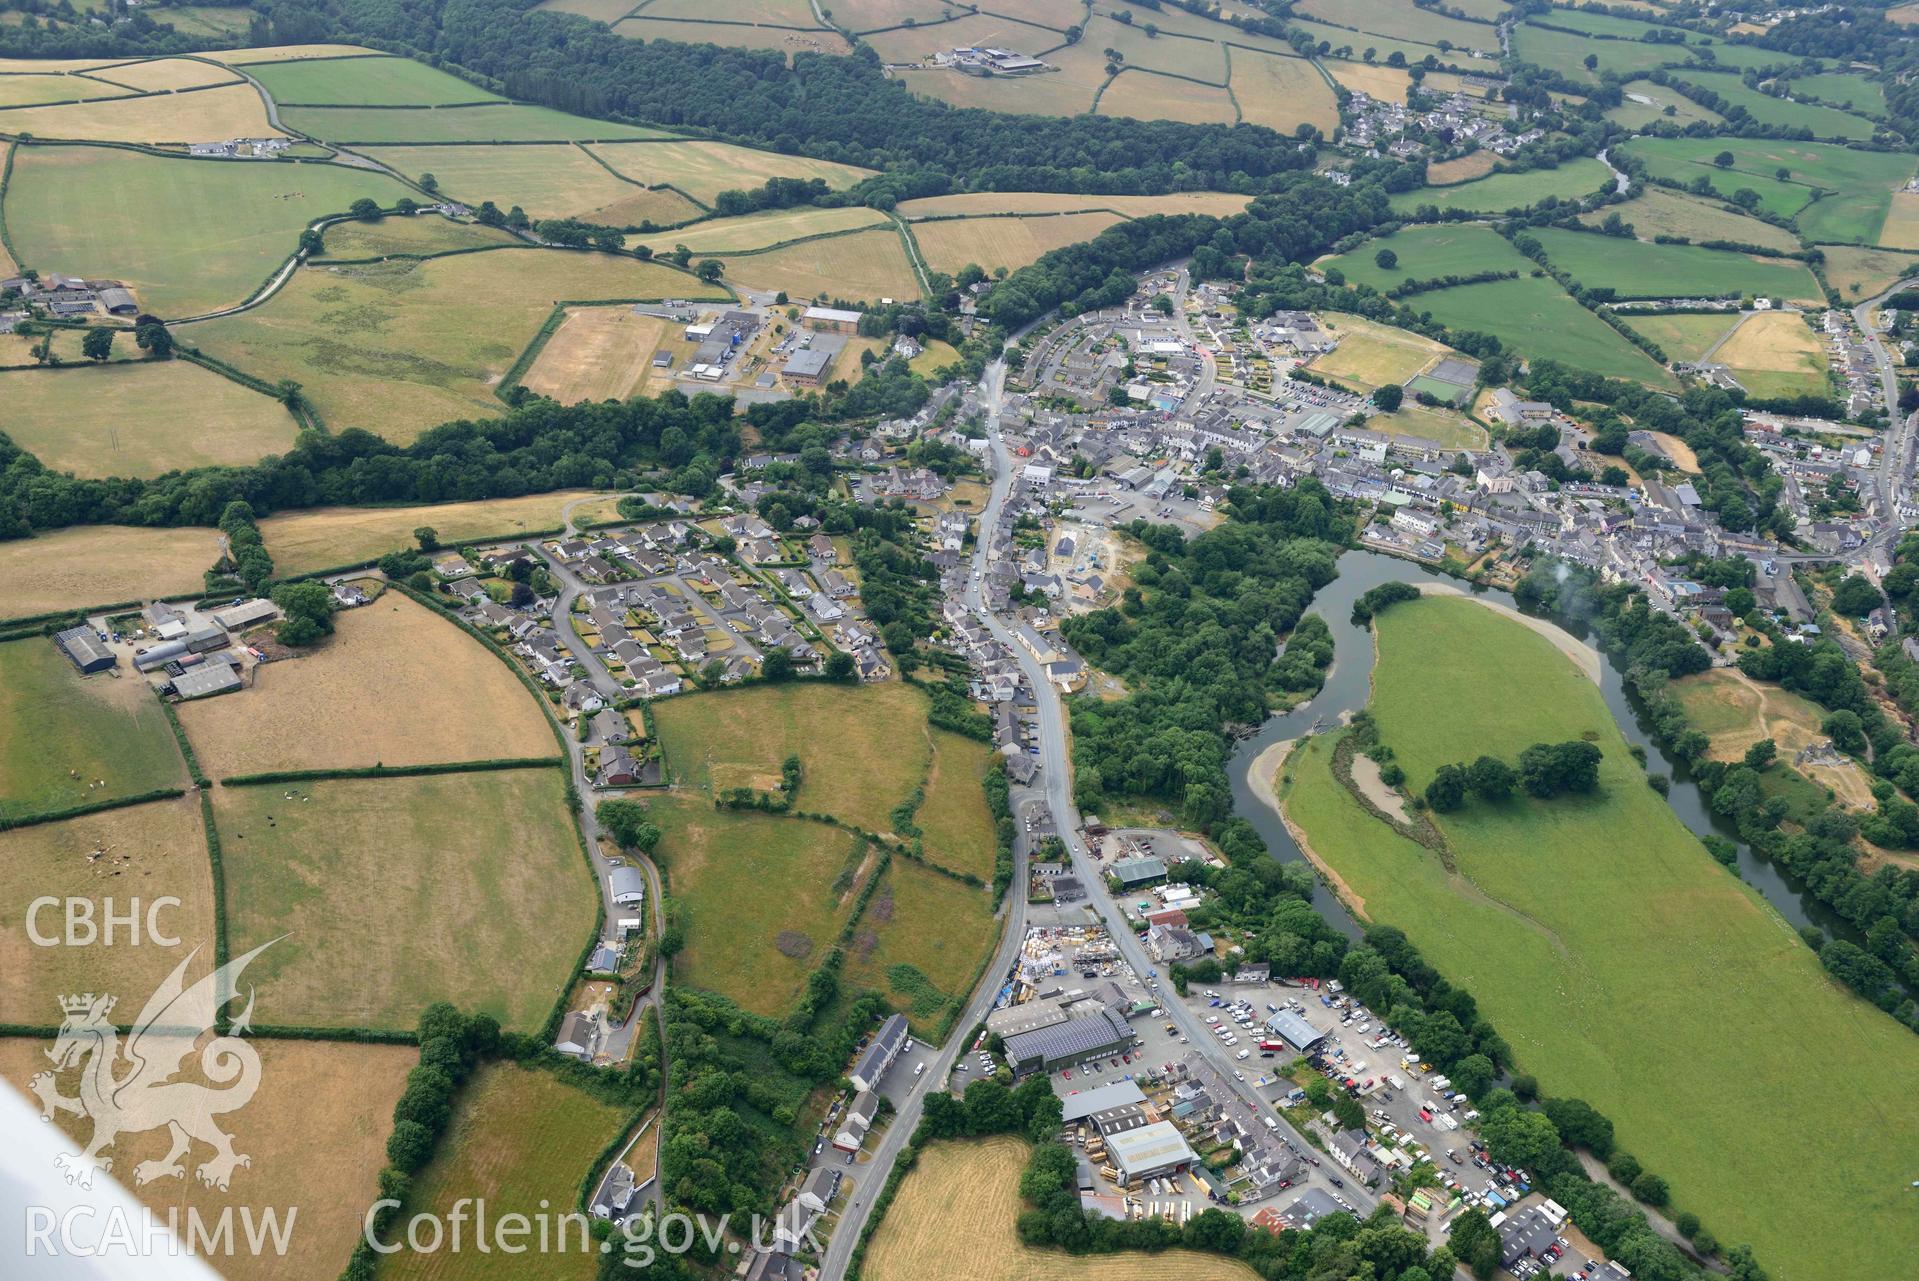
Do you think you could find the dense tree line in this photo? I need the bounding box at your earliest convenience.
[1062,479,1346,827]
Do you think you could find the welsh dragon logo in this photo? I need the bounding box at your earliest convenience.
[27,940,276,1193]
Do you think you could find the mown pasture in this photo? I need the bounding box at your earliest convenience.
[0,82,278,141]
[912,212,1126,276]
[1667,72,1874,140]
[1572,186,1798,252]
[280,101,666,144]
[715,228,921,304]
[1712,310,1832,399]
[1620,312,1739,363]
[0,524,220,619]
[249,53,502,105]
[360,143,705,227]
[258,491,599,575]
[1420,276,1676,384]
[586,138,873,205]
[1529,227,1824,302]
[1388,157,1611,215]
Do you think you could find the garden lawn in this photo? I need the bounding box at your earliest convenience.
[1388,157,1611,215]
[0,636,184,821]
[645,794,870,1016]
[1411,276,1677,386]
[215,768,593,1033]
[1530,227,1823,302]
[188,248,721,440]
[3,145,413,317]
[1317,223,1530,292]
[652,682,931,833]
[1284,595,1919,1281]
[374,1063,633,1281]
[248,54,502,105]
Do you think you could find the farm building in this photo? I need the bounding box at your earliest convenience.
[609,865,647,907]
[212,598,278,631]
[1261,1008,1327,1054]
[801,306,861,333]
[849,1013,910,1091]
[1104,1120,1198,1186]
[1004,1008,1132,1075]
[53,626,115,674]
[782,347,836,386]
[171,662,243,700]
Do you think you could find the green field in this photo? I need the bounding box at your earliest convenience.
[916,728,999,879]
[846,857,998,1035]
[1390,157,1611,215]
[1531,227,1823,301]
[1282,596,1919,1281]
[360,143,705,226]
[652,682,932,834]
[312,212,522,260]
[4,145,413,317]
[250,54,502,106]
[1319,223,1531,292]
[1783,70,1887,118]
[587,138,874,205]
[0,637,184,822]
[1419,276,1676,384]
[280,102,669,143]
[1573,187,1798,252]
[375,1063,633,1281]
[188,248,722,441]
[1620,311,1739,362]
[1668,72,1875,140]
[1290,18,1499,72]
[0,360,300,479]
[1511,21,1693,82]
[1604,78,1723,130]
[215,768,594,1033]
[1619,136,1916,242]
[646,793,869,1016]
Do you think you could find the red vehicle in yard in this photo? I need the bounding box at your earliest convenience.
[1419,1108,1434,1122]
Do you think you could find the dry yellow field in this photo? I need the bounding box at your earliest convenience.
[914,729,999,877]
[613,16,855,58]
[0,523,221,618]
[1673,667,1875,808]
[587,138,872,204]
[720,228,921,304]
[1096,69,1237,126]
[1574,187,1799,253]
[899,191,1251,219]
[0,57,122,72]
[1644,431,1701,473]
[0,72,134,106]
[641,204,887,254]
[0,1037,414,1281]
[1308,314,1450,390]
[1231,49,1340,135]
[914,212,1125,275]
[361,142,703,226]
[0,796,215,1026]
[175,593,557,777]
[212,43,386,63]
[0,83,281,141]
[864,1138,1260,1281]
[1819,244,1919,300]
[1715,311,1831,400]
[521,307,672,403]
[1325,60,1412,101]
[1427,152,1499,185]
[87,57,244,92]
[259,491,601,575]
[1891,2,1919,25]
[1878,191,1919,251]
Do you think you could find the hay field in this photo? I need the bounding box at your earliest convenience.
[314,213,521,260]
[1622,312,1739,363]
[917,729,1000,878]
[654,681,931,833]
[613,17,855,57]
[0,83,281,141]
[5,145,413,317]
[647,793,871,1014]
[260,491,600,575]
[0,523,220,619]
[719,228,921,304]
[0,636,185,821]
[0,57,122,72]
[1324,60,1412,102]
[846,858,997,1033]
[1714,310,1831,399]
[361,143,701,226]
[864,1138,1260,1281]
[1231,49,1339,134]
[820,0,954,29]
[0,362,298,479]
[537,0,645,21]
[521,307,672,403]
[914,212,1125,275]
[188,249,722,439]
[375,1064,633,1281]
[1819,244,1919,300]
[1307,314,1449,391]
[0,1037,414,1281]
[0,72,134,105]
[1573,187,1798,253]
[0,797,214,1025]
[641,204,887,254]
[1095,69,1236,126]
[281,102,664,144]
[216,768,592,1032]
[86,57,243,93]
[1419,276,1677,385]
[588,138,871,205]
[213,43,388,64]
[1425,152,1498,184]
[248,55,501,106]
[176,594,556,777]
[1879,192,1919,251]
[899,191,1250,218]
[1296,0,1492,49]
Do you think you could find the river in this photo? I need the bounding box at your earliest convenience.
[1228,549,1859,943]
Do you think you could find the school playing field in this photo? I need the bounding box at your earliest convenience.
[3,144,413,317]
[0,361,299,479]
[214,768,593,1032]
[174,593,558,779]
[187,249,724,439]
[257,491,600,575]
[1282,597,1919,1281]
[0,523,221,620]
